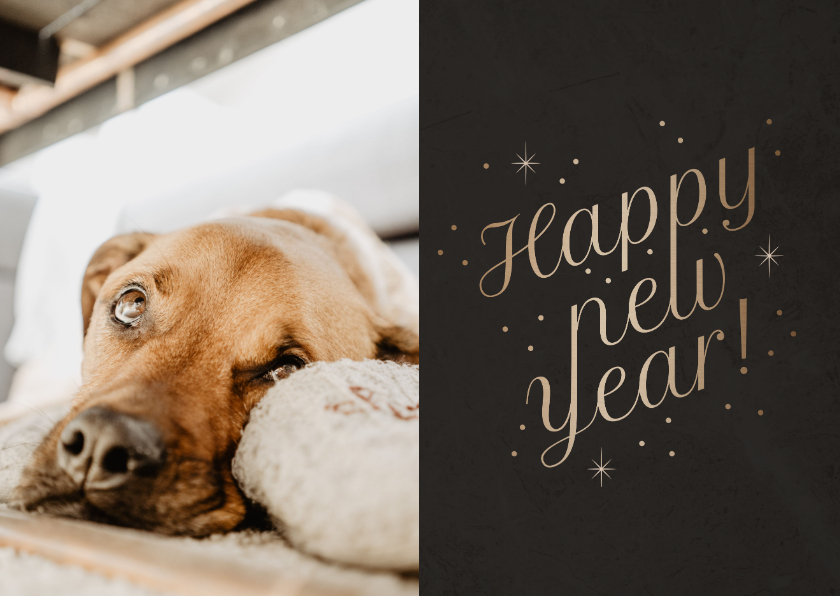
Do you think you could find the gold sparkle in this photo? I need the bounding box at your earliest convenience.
[587,449,615,487]
[511,143,539,184]
[755,235,783,277]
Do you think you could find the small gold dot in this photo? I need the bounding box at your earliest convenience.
[647,248,653,255]
[520,424,525,430]
[717,332,724,340]
[437,249,443,255]
[585,268,591,274]
[502,326,508,332]
[666,417,671,423]
[768,350,774,356]
[678,137,684,143]
[639,440,645,446]
[777,310,783,315]
[702,228,708,234]
[791,331,796,337]
[669,451,675,457]
[483,163,489,169]
[605,278,611,284]
[774,150,780,156]
[559,178,565,184]
[659,121,665,126]
[725,404,731,409]
[538,315,544,321]
[758,410,764,416]
[451,225,457,231]
[723,219,730,226]
[740,367,748,374]
[766,119,772,125]
[528,345,534,352]
[573,158,579,164]
[462,260,468,266]
[512,451,517,457]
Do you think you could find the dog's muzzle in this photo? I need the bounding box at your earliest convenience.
[57,406,166,492]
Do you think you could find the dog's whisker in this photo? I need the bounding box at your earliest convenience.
[1,442,40,452]
[16,402,56,425]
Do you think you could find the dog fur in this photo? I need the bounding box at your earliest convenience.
[10,209,418,535]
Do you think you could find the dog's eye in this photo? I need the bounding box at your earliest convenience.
[262,355,305,382]
[114,289,146,325]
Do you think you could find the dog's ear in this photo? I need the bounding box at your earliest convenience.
[81,232,152,335]
[375,323,419,365]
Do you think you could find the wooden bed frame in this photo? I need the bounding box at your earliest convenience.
[0,509,350,596]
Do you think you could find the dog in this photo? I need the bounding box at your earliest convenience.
[10,198,419,536]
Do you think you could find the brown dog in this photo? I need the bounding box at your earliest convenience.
[10,206,418,535]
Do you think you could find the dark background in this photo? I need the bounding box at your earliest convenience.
[421,1,840,594]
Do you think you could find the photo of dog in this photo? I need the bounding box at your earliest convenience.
[0,0,419,593]
[11,199,419,536]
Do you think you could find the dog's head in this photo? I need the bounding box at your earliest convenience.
[11,210,418,535]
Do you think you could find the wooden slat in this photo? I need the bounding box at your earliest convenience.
[0,509,352,596]
[0,0,259,135]
[0,0,365,166]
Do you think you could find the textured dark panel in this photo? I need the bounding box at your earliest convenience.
[421,1,840,594]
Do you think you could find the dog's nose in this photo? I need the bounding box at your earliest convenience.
[57,406,165,490]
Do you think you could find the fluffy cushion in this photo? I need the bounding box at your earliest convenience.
[232,359,419,571]
[0,360,419,572]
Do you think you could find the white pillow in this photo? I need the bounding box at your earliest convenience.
[233,359,419,570]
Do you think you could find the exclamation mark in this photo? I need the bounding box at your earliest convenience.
[739,298,747,374]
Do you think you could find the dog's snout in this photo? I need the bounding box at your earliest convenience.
[57,406,165,491]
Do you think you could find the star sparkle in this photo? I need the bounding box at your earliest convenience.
[755,235,783,277]
[511,143,539,184]
[587,448,615,487]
